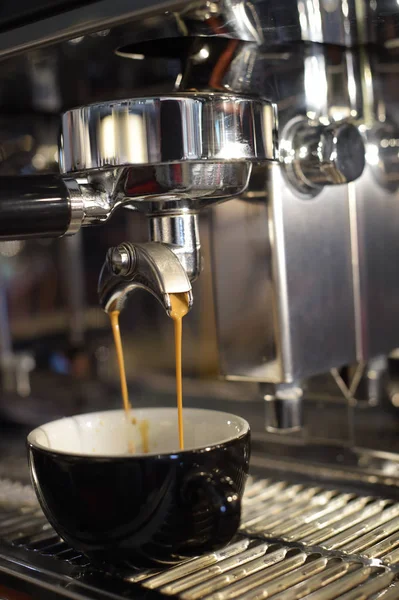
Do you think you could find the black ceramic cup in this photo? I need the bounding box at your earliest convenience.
[27,407,250,569]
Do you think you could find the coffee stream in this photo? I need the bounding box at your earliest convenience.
[109,310,130,415]
[109,292,189,453]
[169,292,190,450]
[109,308,135,454]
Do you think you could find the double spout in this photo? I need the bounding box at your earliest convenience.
[98,241,193,317]
[98,212,199,318]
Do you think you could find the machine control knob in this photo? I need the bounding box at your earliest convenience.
[283,119,365,194]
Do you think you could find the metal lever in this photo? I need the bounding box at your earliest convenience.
[98,242,193,316]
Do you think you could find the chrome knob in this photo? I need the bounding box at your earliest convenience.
[282,119,365,194]
[107,244,135,276]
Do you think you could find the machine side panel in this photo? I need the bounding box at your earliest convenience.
[354,166,399,358]
[212,163,358,383]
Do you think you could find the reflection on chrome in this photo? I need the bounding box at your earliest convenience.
[60,94,274,174]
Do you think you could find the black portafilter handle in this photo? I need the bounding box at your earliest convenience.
[0,175,79,240]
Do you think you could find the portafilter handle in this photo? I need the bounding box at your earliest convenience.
[98,242,193,316]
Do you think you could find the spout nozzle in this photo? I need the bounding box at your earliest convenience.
[98,242,193,316]
[261,382,303,433]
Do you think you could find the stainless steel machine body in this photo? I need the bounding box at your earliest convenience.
[0,0,396,434]
[0,3,395,423]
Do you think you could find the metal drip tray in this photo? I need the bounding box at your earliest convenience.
[0,477,398,599]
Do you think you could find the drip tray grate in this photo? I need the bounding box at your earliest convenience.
[240,479,399,566]
[0,477,399,599]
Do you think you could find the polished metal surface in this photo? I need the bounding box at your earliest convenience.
[0,0,189,58]
[349,356,389,407]
[117,162,254,213]
[211,162,357,384]
[56,93,273,250]
[367,123,399,193]
[98,241,193,315]
[345,48,399,361]
[281,119,366,194]
[261,382,303,432]
[149,214,201,281]
[63,178,84,235]
[58,92,273,305]
[240,478,399,568]
[210,183,276,382]
[0,0,398,67]
[68,178,109,225]
[352,164,399,359]
[60,94,274,174]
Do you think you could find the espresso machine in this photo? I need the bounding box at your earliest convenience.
[0,0,399,598]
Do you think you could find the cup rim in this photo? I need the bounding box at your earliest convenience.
[27,407,250,459]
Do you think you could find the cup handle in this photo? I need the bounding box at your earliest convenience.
[182,470,241,544]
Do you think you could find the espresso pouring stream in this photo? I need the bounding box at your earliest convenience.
[169,292,190,450]
[109,309,135,454]
[109,292,189,453]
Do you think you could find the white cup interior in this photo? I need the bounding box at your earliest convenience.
[27,408,249,457]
